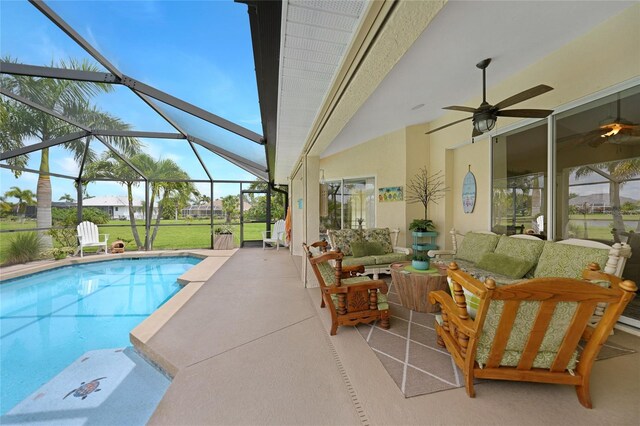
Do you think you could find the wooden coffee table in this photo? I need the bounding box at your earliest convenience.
[390,261,449,313]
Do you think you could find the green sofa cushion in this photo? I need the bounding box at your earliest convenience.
[363,228,394,254]
[456,232,500,264]
[533,242,610,279]
[476,252,536,279]
[494,236,545,275]
[351,241,385,257]
[372,252,408,265]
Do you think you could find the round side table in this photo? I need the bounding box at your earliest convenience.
[390,261,449,313]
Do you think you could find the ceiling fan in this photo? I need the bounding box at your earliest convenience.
[583,97,640,146]
[426,58,554,139]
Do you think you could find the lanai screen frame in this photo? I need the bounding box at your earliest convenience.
[0,0,284,250]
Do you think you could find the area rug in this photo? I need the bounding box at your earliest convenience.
[356,280,636,398]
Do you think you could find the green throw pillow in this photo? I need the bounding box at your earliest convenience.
[456,232,500,264]
[351,241,385,257]
[477,252,536,279]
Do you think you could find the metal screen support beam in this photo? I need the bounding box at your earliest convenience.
[135,92,268,180]
[0,87,86,129]
[77,139,91,180]
[126,82,263,143]
[210,182,214,249]
[0,164,77,180]
[91,130,185,139]
[145,181,150,251]
[0,62,118,83]
[1,131,89,161]
[76,179,83,224]
[187,140,212,181]
[29,0,123,79]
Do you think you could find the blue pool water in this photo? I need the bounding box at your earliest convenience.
[0,256,201,414]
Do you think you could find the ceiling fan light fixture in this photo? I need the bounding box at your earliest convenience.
[473,113,496,134]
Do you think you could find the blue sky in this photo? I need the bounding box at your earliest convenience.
[1,0,262,202]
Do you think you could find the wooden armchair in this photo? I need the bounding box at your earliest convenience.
[303,241,390,335]
[429,262,637,408]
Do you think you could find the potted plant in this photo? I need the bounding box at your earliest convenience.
[407,167,448,270]
[411,253,430,270]
[214,225,235,250]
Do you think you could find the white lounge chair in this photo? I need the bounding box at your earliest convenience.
[262,219,286,250]
[76,221,109,257]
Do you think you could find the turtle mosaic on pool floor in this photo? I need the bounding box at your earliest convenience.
[63,377,106,400]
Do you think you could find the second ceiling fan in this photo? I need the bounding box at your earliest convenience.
[426,58,554,138]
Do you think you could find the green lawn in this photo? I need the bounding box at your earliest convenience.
[0,218,269,263]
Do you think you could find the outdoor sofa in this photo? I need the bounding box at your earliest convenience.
[428,229,632,325]
[327,228,410,279]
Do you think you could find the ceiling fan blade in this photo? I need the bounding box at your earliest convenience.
[443,105,477,113]
[493,84,553,110]
[496,109,554,118]
[425,117,472,135]
[472,127,482,138]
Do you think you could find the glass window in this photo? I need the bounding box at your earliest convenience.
[319,177,375,234]
[492,121,548,236]
[555,87,640,242]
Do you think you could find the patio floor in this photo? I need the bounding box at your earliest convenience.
[144,248,639,425]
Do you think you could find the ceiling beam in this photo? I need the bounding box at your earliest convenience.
[90,130,185,139]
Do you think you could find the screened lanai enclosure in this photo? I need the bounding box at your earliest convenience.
[0,0,285,257]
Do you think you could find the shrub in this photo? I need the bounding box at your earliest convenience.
[52,207,110,225]
[3,232,43,265]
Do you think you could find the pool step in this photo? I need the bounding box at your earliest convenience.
[1,347,169,425]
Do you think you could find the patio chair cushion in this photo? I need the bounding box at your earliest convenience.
[456,232,500,264]
[476,299,579,370]
[476,252,536,279]
[317,261,338,285]
[533,242,610,279]
[363,228,394,254]
[351,241,385,257]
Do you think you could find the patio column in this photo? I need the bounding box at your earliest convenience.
[303,155,321,288]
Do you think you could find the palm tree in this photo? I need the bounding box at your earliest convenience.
[59,194,75,203]
[147,158,195,249]
[83,151,149,249]
[221,195,239,224]
[0,57,141,247]
[4,186,36,217]
[574,159,640,236]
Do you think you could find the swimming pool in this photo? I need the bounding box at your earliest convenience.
[0,256,201,414]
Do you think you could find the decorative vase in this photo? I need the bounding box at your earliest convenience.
[412,259,430,270]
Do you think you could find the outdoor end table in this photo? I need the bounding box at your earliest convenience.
[390,261,449,313]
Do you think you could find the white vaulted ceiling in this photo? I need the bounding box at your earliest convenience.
[275,0,368,183]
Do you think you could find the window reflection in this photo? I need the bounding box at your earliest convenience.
[492,122,547,236]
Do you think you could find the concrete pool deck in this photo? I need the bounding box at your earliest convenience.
[143,248,640,425]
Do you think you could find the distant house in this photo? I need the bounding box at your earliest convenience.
[182,198,252,218]
[82,196,157,220]
[569,193,637,213]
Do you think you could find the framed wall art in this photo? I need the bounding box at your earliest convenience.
[378,186,403,202]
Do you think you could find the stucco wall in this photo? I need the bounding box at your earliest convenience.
[418,5,640,249]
